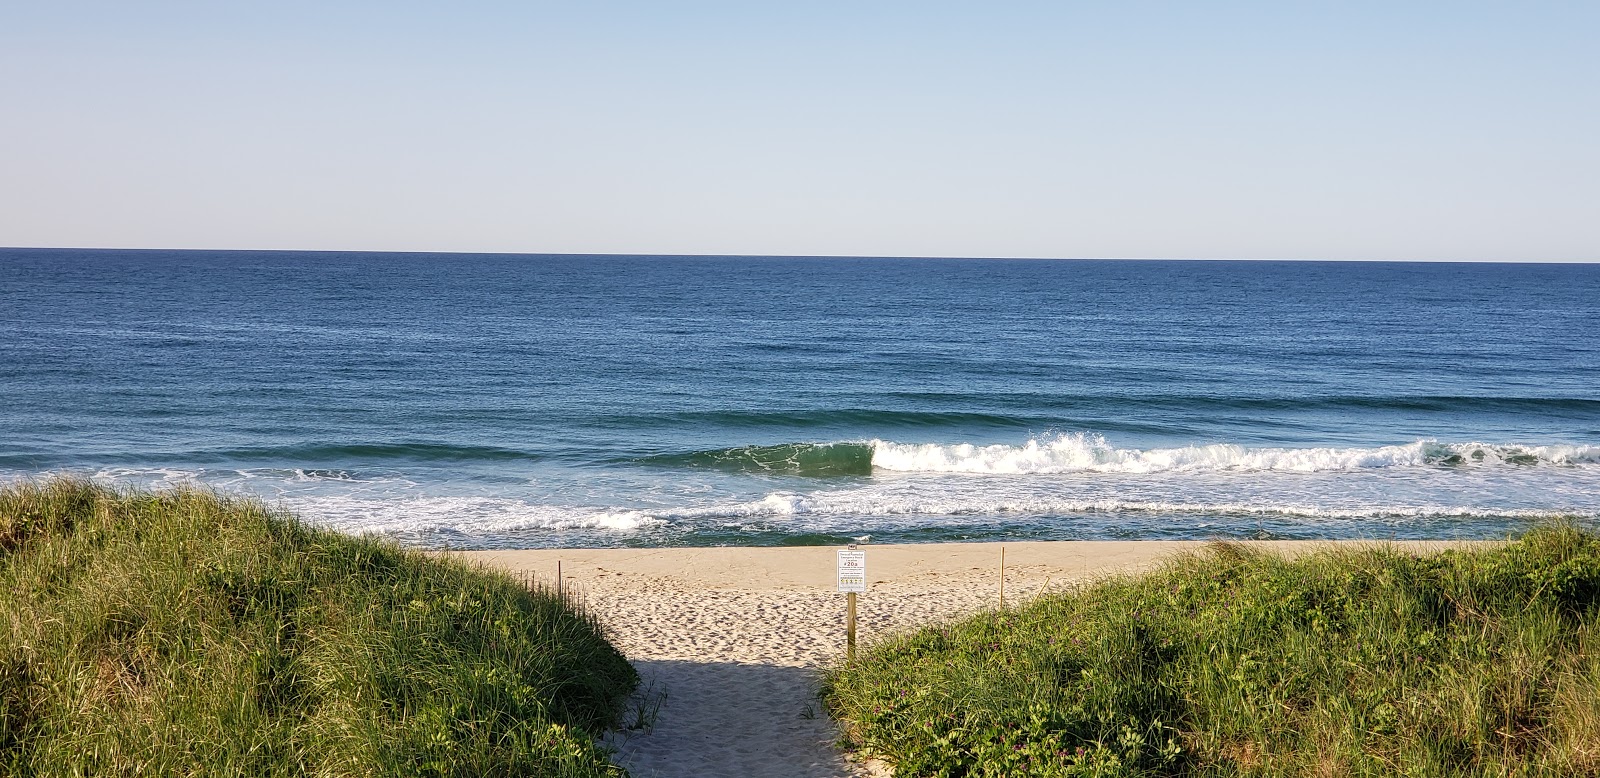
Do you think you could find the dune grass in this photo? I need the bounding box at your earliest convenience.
[0,477,637,777]
[823,528,1600,777]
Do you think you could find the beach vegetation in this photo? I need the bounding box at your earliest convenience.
[0,477,637,777]
[823,528,1600,776]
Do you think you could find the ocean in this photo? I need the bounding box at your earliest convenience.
[3,249,1597,548]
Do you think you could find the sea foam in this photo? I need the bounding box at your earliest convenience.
[284,495,668,537]
[633,491,1591,523]
[868,435,1600,475]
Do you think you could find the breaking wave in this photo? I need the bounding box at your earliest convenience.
[869,435,1600,474]
[648,435,1600,476]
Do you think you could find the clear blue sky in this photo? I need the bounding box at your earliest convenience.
[2,1,1595,260]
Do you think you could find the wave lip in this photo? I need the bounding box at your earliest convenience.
[868,435,1600,475]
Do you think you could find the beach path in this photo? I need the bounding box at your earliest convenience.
[450,540,1491,778]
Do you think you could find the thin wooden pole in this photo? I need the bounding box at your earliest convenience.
[557,560,562,599]
[846,591,857,660]
[999,546,1006,610]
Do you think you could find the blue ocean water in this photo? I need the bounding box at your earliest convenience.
[3,249,1598,548]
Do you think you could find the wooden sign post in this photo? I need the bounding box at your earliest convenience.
[837,545,866,660]
[846,591,857,659]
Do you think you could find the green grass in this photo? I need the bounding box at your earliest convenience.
[0,477,638,777]
[823,529,1600,777]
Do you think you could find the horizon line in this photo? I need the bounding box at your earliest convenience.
[2,245,1596,265]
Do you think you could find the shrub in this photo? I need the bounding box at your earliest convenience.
[823,528,1600,777]
[0,477,637,777]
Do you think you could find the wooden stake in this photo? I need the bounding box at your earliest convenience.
[846,591,857,660]
[999,546,1006,610]
[557,560,562,599]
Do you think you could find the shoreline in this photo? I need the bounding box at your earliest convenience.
[448,539,1499,778]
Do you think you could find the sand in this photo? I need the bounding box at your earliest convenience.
[449,540,1495,778]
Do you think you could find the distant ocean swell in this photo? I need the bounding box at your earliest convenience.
[608,396,1600,425]
[652,436,1600,476]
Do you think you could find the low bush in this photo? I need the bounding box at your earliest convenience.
[823,528,1600,777]
[0,477,637,777]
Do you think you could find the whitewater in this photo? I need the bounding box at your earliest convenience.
[866,435,1600,474]
[77,434,1600,548]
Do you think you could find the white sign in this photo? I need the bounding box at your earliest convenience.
[837,549,866,593]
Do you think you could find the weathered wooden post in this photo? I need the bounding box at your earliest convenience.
[838,544,866,660]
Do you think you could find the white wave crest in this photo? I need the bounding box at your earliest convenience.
[868,435,1600,475]
[92,466,202,483]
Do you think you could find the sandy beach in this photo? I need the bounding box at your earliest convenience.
[450,539,1496,778]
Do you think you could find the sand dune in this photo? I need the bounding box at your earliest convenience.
[450,540,1493,778]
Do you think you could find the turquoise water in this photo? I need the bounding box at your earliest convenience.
[3,249,1598,547]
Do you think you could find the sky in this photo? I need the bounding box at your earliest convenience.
[1,1,1596,261]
